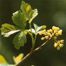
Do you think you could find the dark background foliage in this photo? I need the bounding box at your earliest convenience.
[0,0,66,66]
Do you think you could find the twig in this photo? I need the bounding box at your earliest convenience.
[16,40,49,66]
[15,51,32,66]
[34,40,49,52]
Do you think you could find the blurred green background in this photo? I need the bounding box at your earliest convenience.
[0,0,66,66]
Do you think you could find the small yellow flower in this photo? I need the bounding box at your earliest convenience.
[41,37,45,40]
[55,30,62,36]
[45,36,49,39]
[13,53,24,64]
[58,30,62,35]
[0,55,7,64]
[38,29,46,35]
[52,26,60,31]
[47,29,53,33]
[54,43,58,48]
[54,40,64,50]
[59,44,64,47]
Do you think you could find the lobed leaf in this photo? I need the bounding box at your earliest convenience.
[12,10,28,29]
[0,23,19,37]
[20,1,38,23]
[13,31,27,49]
[29,9,38,23]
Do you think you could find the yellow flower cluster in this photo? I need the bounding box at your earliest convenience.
[38,26,64,50]
[54,40,64,50]
[38,26,63,40]
[52,26,62,36]
[38,29,53,40]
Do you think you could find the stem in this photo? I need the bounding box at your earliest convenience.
[29,23,32,29]
[16,39,49,66]
[34,40,49,52]
[16,23,52,66]
[33,35,37,48]
[15,51,32,66]
[29,23,36,49]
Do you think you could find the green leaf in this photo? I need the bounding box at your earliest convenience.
[33,23,46,34]
[36,25,46,32]
[12,10,28,29]
[1,23,16,33]
[34,23,39,31]
[3,30,20,37]
[29,9,38,23]
[20,1,32,19]
[20,1,38,23]
[1,23,19,37]
[13,31,27,49]
[34,23,46,32]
